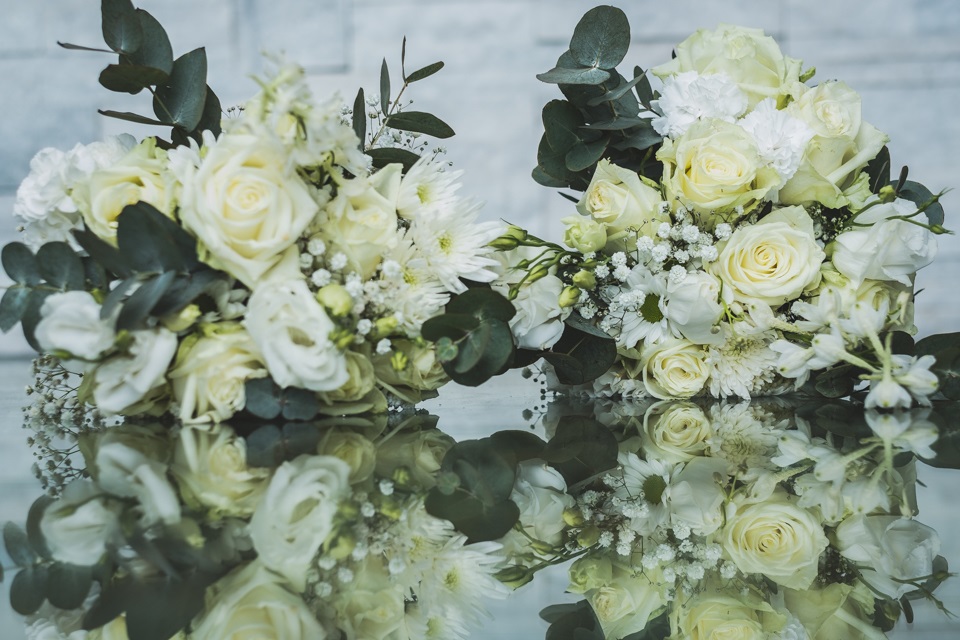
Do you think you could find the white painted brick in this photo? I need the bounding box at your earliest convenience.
[249,0,347,72]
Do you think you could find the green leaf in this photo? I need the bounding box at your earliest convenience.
[25,496,54,560]
[611,125,662,153]
[866,146,891,194]
[533,165,569,189]
[281,387,320,421]
[128,10,173,75]
[582,116,647,131]
[452,321,491,374]
[36,242,84,291]
[153,48,208,130]
[541,415,619,485]
[10,566,47,615]
[421,313,480,342]
[542,600,605,640]
[542,327,617,386]
[152,269,225,317]
[100,276,137,321]
[124,574,215,640]
[74,228,133,278]
[386,111,455,139]
[633,66,655,106]
[115,202,199,273]
[193,86,223,137]
[244,378,282,420]
[536,136,581,188]
[896,180,945,227]
[813,364,859,398]
[542,100,583,153]
[46,563,93,610]
[2,243,40,285]
[99,63,169,94]
[21,289,53,352]
[0,286,30,332]
[101,0,142,54]
[586,71,647,106]
[116,270,177,331]
[445,288,517,322]
[490,430,546,464]
[563,312,613,340]
[57,41,115,53]
[82,581,130,631]
[379,58,390,115]
[366,147,421,171]
[444,320,515,386]
[4,522,36,567]
[569,6,631,70]
[405,61,444,83]
[537,65,611,86]
[97,109,167,126]
[566,138,607,172]
[352,87,366,146]
[246,424,284,467]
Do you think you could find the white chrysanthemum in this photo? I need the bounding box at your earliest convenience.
[705,330,779,399]
[708,403,785,469]
[411,203,502,293]
[404,604,473,640]
[397,158,464,220]
[739,98,814,184]
[379,236,451,335]
[651,71,748,137]
[602,267,677,349]
[14,136,135,249]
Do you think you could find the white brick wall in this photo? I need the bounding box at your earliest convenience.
[2,0,959,359]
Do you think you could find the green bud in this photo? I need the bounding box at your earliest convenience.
[878,185,897,203]
[378,495,403,520]
[577,525,601,548]
[332,329,355,350]
[798,66,817,83]
[316,284,353,317]
[563,507,585,527]
[531,539,557,556]
[504,225,528,241]
[374,316,398,337]
[572,270,597,290]
[494,565,535,589]
[558,285,581,308]
[489,236,520,251]
[161,304,201,332]
[391,466,413,488]
[528,265,550,283]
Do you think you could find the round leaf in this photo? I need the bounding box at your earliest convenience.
[569,6,631,70]
[36,242,85,291]
[46,563,93,610]
[2,243,40,285]
[10,566,47,615]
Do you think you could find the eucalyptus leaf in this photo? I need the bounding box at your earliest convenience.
[386,111,455,139]
[444,288,516,322]
[99,63,169,94]
[101,0,142,54]
[542,100,583,152]
[537,65,610,86]
[128,9,173,75]
[563,312,613,339]
[352,87,366,146]
[36,242,84,291]
[46,564,93,610]
[582,116,647,131]
[533,165,569,189]
[866,146,891,194]
[569,5,631,70]
[443,320,514,386]
[542,327,617,386]
[405,61,444,83]
[194,86,223,138]
[152,269,223,317]
[153,48,208,130]
[379,58,390,115]
[2,243,41,286]
[21,289,52,351]
[0,286,30,333]
[566,138,607,172]
[115,202,199,272]
[366,147,421,171]
[425,491,520,543]
[421,313,480,342]
[537,136,581,188]
[74,228,133,278]
[896,180,945,227]
[813,364,858,399]
[10,566,47,615]
[3,522,36,568]
[633,66,655,106]
[100,276,137,321]
[245,424,284,467]
[124,574,215,640]
[97,109,167,127]
[82,580,130,631]
[281,387,320,421]
[244,378,282,420]
[57,41,115,53]
[25,496,54,560]
[586,72,647,106]
[490,430,546,463]
[452,321,492,374]
[915,334,960,399]
[543,600,605,640]
[116,270,177,331]
[611,124,662,152]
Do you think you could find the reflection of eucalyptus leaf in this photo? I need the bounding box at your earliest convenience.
[541,415,619,486]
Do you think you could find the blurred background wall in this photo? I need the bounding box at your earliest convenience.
[2,0,958,356]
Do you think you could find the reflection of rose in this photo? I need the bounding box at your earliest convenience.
[674,587,787,640]
[722,492,828,589]
[783,582,877,640]
[509,460,575,547]
[317,428,377,484]
[588,564,668,639]
[192,562,327,639]
[641,401,712,463]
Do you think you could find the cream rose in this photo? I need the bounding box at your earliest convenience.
[658,119,780,219]
[249,454,350,591]
[567,555,614,595]
[588,564,668,639]
[79,137,172,243]
[39,480,121,566]
[318,164,402,279]
[640,339,709,399]
[722,492,828,589]
[780,82,888,208]
[576,159,667,249]
[177,131,319,287]
[191,561,327,639]
[375,429,454,489]
[317,428,378,484]
[170,423,270,518]
[561,215,607,253]
[316,350,378,406]
[34,291,116,363]
[372,339,448,393]
[672,586,787,640]
[168,324,266,424]
[652,24,802,108]
[90,327,177,415]
[831,198,937,286]
[713,205,825,306]
[641,401,712,463]
[244,279,349,392]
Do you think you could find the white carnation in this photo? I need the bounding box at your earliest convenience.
[652,71,748,137]
[738,98,814,184]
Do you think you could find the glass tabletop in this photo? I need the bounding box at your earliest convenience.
[1,360,958,639]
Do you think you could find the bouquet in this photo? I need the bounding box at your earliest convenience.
[1,0,503,425]
[424,5,960,408]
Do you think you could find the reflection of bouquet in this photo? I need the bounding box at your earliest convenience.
[1,0,501,424]
[5,411,508,639]
[485,398,951,639]
[463,6,959,407]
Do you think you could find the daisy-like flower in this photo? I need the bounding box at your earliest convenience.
[603,267,676,349]
[411,202,503,293]
[379,235,450,336]
[397,158,463,220]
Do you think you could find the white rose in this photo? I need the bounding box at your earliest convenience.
[641,401,713,463]
[652,24,802,108]
[722,492,828,589]
[95,441,181,526]
[318,165,402,279]
[588,563,668,639]
[34,291,116,362]
[831,198,937,286]
[640,339,709,399]
[835,514,940,599]
[170,423,270,518]
[77,138,172,243]
[249,454,351,591]
[664,270,724,345]
[665,457,729,536]
[576,159,667,248]
[317,428,378,484]
[168,324,266,423]
[192,561,327,639]
[673,586,787,640]
[334,557,405,640]
[713,205,825,306]
[244,279,349,392]
[39,481,121,566]
[509,460,575,548]
[177,130,319,287]
[90,327,177,414]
